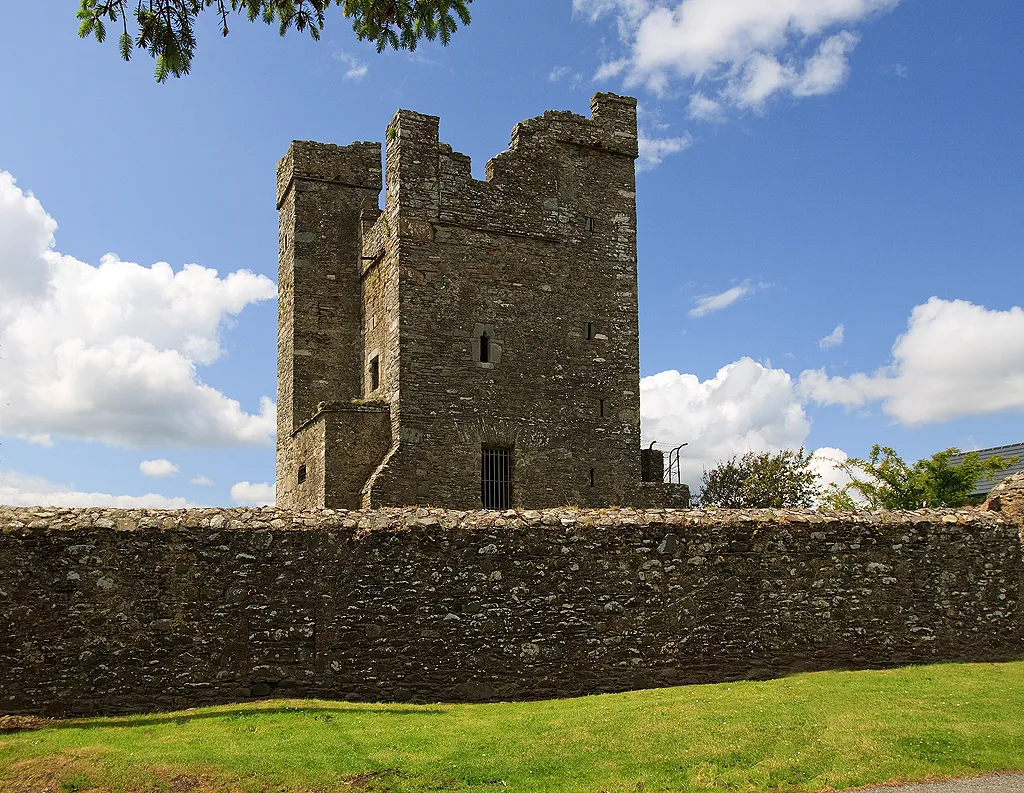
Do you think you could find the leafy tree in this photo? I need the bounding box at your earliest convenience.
[77,0,473,81]
[698,448,821,509]
[821,445,1018,510]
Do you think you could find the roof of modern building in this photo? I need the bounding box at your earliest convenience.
[949,443,1024,496]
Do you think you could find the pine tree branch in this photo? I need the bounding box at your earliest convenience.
[78,0,472,80]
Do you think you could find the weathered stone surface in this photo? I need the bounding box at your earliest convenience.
[1,505,1020,716]
[275,94,689,510]
[983,471,1024,526]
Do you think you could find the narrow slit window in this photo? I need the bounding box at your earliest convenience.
[584,216,596,233]
[599,399,606,417]
[369,354,380,392]
[589,467,596,488]
[297,464,307,485]
[480,332,490,364]
[481,446,511,509]
[586,322,593,340]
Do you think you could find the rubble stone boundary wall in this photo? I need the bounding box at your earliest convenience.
[2,505,1022,716]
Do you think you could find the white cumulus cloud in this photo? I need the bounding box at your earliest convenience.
[689,279,765,317]
[580,0,897,117]
[190,474,214,486]
[0,173,55,298]
[333,49,368,80]
[639,362,857,497]
[793,31,860,97]
[231,481,275,507]
[806,446,859,503]
[595,59,631,80]
[0,171,277,448]
[725,52,796,108]
[140,458,179,478]
[0,469,191,508]
[638,132,693,170]
[640,357,812,487]
[638,296,1024,492]
[798,297,1024,425]
[818,323,845,349]
[549,65,584,87]
[687,92,725,121]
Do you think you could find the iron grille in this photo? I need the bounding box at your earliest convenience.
[481,447,512,509]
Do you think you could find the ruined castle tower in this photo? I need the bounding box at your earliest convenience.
[275,93,688,510]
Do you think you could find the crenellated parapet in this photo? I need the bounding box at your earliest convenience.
[276,140,381,210]
[504,92,639,162]
[369,93,639,243]
[277,95,660,511]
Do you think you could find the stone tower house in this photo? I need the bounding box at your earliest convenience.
[275,93,688,510]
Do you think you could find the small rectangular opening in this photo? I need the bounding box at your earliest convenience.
[480,332,490,363]
[585,322,593,340]
[369,354,380,392]
[589,467,596,488]
[584,216,595,233]
[297,464,307,485]
[481,446,512,509]
[599,399,606,417]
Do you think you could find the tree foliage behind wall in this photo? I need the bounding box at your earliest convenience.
[822,445,1018,510]
[698,444,1017,511]
[698,448,821,509]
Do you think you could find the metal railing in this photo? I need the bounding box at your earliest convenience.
[664,443,687,484]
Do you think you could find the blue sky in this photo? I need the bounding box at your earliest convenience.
[1,0,1021,506]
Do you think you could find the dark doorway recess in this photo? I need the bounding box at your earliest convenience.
[481,446,511,509]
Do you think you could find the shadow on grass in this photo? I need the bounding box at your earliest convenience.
[2,704,444,733]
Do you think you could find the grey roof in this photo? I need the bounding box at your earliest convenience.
[948,443,1024,497]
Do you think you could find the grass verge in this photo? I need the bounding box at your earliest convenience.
[1,661,1023,792]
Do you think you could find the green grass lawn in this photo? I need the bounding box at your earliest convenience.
[2,662,1023,793]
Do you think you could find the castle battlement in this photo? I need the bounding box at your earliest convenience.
[276,94,684,510]
[506,92,639,161]
[275,139,381,210]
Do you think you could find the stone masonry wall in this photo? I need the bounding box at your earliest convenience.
[275,94,678,511]
[275,141,383,509]
[2,505,1021,716]
[363,93,647,509]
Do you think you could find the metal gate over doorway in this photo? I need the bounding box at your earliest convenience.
[481,447,511,509]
